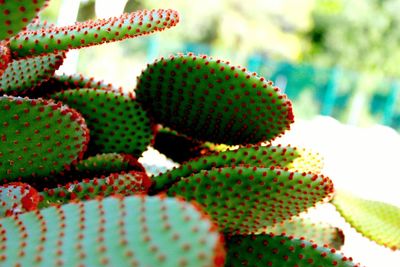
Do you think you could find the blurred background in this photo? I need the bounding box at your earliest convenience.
[40,0,399,266]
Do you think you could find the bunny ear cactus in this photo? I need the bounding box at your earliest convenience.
[0,52,65,95]
[0,96,89,182]
[151,144,323,193]
[0,0,48,41]
[225,233,361,267]
[136,53,294,145]
[51,88,154,157]
[332,190,400,250]
[266,217,345,250]
[0,0,379,266]
[9,9,180,58]
[0,182,39,217]
[167,166,334,234]
[0,195,225,267]
[39,170,151,208]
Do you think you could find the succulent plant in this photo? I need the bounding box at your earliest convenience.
[0,0,397,266]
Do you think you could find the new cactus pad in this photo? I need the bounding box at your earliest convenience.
[225,233,361,267]
[167,166,334,234]
[136,53,294,145]
[52,88,153,157]
[0,195,225,266]
[0,96,89,182]
[332,190,400,250]
[9,9,180,58]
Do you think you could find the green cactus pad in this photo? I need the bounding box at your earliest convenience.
[29,73,125,98]
[136,53,294,145]
[0,52,65,95]
[0,96,89,182]
[266,217,345,250]
[332,190,400,250]
[39,170,151,208]
[0,182,39,217]
[0,0,48,40]
[51,88,153,157]
[74,153,145,175]
[9,9,180,58]
[167,166,334,234]
[0,195,225,267]
[151,144,320,194]
[225,233,361,267]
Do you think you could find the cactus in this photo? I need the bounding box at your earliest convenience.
[0,195,225,266]
[0,0,48,41]
[0,52,65,95]
[0,182,39,217]
[9,9,180,58]
[136,53,294,145]
[151,144,323,193]
[225,233,361,267]
[332,190,400,250]
[166,166,334,234]
[51,88,154,157]
[39,170,151,208]
[0,0,381,266]
[0,96,89,182]
[266,216,345,249]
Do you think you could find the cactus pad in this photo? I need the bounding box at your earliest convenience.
[39,170,151,208]
[0,0,48,40]
[74,153,145,175]
[225,233,361,267]
[51,88,153,157]
[0,96,89,182]
[167,166,334,234]
[9,9,180,58]
[0,43,12,78]
[29,73,124,98]
[266,217,345,249]
[0,52,65,95]
[332,190,400,250]
[0,182,39,217]
[136,53,294,145]
[0,195,225,266]
[151,144,320,193]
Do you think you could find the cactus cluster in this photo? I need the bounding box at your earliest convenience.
[0,0,398,266]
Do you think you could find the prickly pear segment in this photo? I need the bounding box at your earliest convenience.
[167,166,334,234]
[0,0,48,40]
[0,52,65,95]
[39,170,151,208]
[51,88,153,157]
[9,9,180,57]
[266,217,345,249]
[0,96,89,182]
[0,182,39,217]
[0,195,225,267]
[332,190,400,250]
[136,53,294,145]
[151,144,318,194]
[225,233,361,267]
